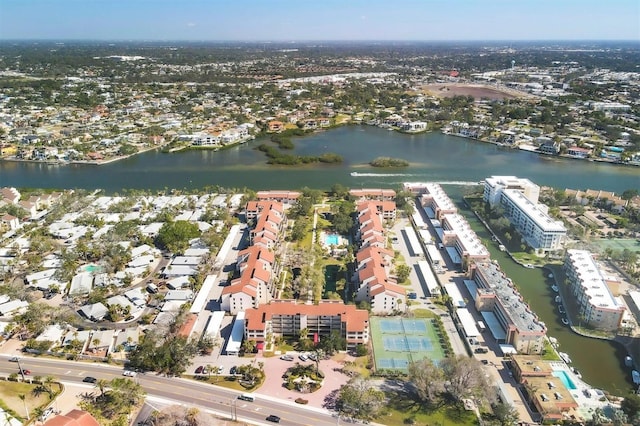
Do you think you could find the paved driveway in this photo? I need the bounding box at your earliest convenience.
[254,352,354,409]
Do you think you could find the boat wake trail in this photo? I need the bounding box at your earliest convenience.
[434,181,484,186]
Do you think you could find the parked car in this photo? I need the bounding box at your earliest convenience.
[266,415,281,423]
[39,407,54,421]
[280,355,294,361]
[20,369,31,375]
[299,354,308,361]
[474,347,489,354]
[122,370,137,377]
[83,376,97,383]
[8,356,19,362]
[195,366,206,374]
[307,353,317,361]
[230,366,238,375]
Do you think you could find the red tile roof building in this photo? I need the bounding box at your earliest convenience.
[244,300,369,349]
[353,201,405,313]
[43,410,100,426]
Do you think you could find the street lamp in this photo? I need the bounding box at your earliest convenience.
[16,358,26,382]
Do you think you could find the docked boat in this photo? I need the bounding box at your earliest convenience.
[548,273,553,278]
[549,337,558,346]
[524,263,534,269]
[625,356,634,367]
[552,285,559,292]
[559,305,566,314]
[555,296,561,303]
[559,352,572,364]
[632,370,640,385]
[562,318,569,326]
[499,244,506,251]
[572,367,582,379]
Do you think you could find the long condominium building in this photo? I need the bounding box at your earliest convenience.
[564,249,625,332]
[244,300,370,349]
[483,176,566,253]
[471,261,547,354]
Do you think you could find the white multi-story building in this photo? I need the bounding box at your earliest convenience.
[483,176,540,206]
[483,176,566,253]
[564,250,625,332]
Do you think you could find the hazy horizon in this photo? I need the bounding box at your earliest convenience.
[1,0,638,42]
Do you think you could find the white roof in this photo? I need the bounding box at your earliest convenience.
[70,272,93,295]
[128,254,155,268]
[165,289,194,301]
[171,256,202,266]
[566,250,620,310]
[503,189,566,233]
[190,274,217,314]
[26,269,57,284]
[204,311,226,339]
[167,276,191,289]
[131,244,152,258]
[164,265,197,276]
[443,282,466,308]
[442,213,489,257]
[226,311,245,354]
[36,324,66,343]
[456,308,480,337]
[0,300,28,315]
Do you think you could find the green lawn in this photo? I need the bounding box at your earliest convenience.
[0,380,52,422]
[380,392,478,426]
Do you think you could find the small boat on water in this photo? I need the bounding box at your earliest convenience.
[524,263,534,269]
[632,370,640,385]
[555,296,561,303]
[549,337,558,346]
[562,318,569,326]
[559,352,572,364]
[499,244,506,251]
[548,273,553,278]
[625,356,634,367]
[572,367,582,379]
[552,285,559,292]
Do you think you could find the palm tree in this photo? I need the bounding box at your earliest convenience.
[95,379,108,397]
[44,375,57,398]
[18,394,30,420]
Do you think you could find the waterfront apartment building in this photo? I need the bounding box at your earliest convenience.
[244,300,370,349]
[440,213,491,269]
[564,249,626,332]
[415,183,458,220]
[483,176,566,253]
[483,176,540,206]
[471,261,547,354]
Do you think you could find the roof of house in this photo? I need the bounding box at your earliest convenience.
[43,410,100,426]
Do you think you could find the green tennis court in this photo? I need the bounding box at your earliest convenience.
[370,316,446,372]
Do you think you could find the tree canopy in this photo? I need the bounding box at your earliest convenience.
[155,220,200,254]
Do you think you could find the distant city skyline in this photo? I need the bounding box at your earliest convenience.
[1,0,638,42]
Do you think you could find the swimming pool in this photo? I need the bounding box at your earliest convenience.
[325,234,340,246]
[82,264,102,273]
[552,370,577,390]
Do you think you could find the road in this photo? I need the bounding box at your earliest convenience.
[0,356,347,426]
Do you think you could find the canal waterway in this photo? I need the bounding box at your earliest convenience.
[1,125,638,393]
[1,126,638,193]
[458,201,635,394]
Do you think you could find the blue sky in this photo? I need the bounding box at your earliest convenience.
[1,0,638,41]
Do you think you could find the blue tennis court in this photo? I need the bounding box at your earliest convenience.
[379,318,428,334]
[383,336,433,352]
[377,358,410,369]
[371,317,446,372]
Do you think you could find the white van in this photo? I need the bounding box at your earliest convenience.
[146,283,159,294]
[238,393,254,402]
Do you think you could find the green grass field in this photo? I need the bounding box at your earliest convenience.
[592,238,640,253]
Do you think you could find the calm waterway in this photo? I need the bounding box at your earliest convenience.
[1,125,639,393]
[1,125,639,193]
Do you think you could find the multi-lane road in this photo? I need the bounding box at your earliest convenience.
[1,356,347,426]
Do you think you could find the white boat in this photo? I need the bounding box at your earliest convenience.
[555,296,561,303]
[559,352,572,364]
[572,367,582,379]
[499,245,506,251]
[524,263,534,269]
[549,337,558,346]
[562,318,569,326]
[548,273,553,278]
[632,370,640,385]
[552,285,559,292]
[625,356,634,367]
